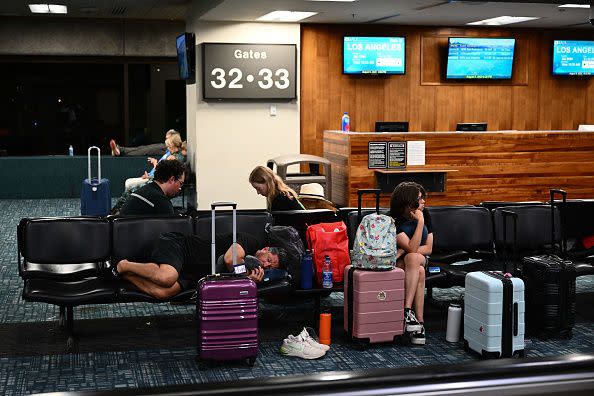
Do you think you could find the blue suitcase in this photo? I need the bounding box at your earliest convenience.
[81,146,111,216]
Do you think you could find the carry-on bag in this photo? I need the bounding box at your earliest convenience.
[80,146,111,216]
[521,254,575,339]
[344,265,405,344]
[196,202,258,367]
[463,271,525,358]
[351,189,398,270]
[306,221,350,284]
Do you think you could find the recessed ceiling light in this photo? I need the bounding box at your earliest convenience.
[29,4,50,13]
[256,11,318,22]
[306,0,357,2]
[48,4,67,14]
[558,4,591,8]
[29,4,68,14]
[467,16,540,26]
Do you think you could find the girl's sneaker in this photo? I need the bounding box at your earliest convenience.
[405,309,422,333]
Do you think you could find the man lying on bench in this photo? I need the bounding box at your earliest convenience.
[113,232,288,299]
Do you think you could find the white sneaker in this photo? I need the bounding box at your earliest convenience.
[299,327,330,352]
[280,335,326,359]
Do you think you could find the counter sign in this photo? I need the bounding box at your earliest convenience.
[202,43,297,100]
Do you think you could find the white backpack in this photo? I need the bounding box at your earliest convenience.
[351,213,398,269]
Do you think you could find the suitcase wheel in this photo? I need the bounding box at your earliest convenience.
[247,356,257,367]
[481,350,500,359]
[517,350,526,358]
[463,339,470,352]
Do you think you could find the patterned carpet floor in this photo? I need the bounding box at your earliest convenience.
[1,199,594,395]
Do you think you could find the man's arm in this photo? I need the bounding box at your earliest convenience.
[223,243,246,271]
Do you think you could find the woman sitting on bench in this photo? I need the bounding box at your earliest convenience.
[390,182,433,346]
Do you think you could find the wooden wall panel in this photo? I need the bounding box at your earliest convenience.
[301,25,594,158]
[324,131,594,207]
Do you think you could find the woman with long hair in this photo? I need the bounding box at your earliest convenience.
[249,166,304,211]
[389,181,433,346]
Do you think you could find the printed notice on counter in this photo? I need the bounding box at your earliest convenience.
[368,141,387,169]
[388,142,406,169]
[407,141,425,166]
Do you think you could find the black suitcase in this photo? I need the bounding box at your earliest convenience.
[521,254,576,339]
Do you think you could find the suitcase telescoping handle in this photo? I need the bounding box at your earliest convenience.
[211,202,237,275]
[357,189,381,222]
[501,210,518,274]
[87,146,101,181]
[550,188,567,254]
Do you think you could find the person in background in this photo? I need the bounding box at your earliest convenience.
[249,165,305,211]
[109,129,179,157]
[119,159,185,216]
[298,183,337,212]
[124,133,185,191]
[389,181,433,346]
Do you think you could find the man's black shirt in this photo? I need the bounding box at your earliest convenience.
[120,181,174,216]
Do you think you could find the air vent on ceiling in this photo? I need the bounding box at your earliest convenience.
[112,6,127,16]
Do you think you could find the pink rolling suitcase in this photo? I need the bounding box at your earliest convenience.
[344,265,405,344]
[196,202,258,367]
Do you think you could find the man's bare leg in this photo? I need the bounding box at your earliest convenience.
[122,273,180,300]
[117,259,178,288]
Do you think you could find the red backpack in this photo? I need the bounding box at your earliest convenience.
[306,221,350,284]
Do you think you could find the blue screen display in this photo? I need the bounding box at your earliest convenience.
[553,40,594,76]
[446,38,516,79]
[343,36,405,75]
[176,34,189,80]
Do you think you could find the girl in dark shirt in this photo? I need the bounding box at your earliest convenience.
[249,165,305,211]
[389,182,433,346]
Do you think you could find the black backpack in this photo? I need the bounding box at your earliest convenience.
[265,223,305,287]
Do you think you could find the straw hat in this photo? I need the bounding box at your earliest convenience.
[299,183,330,202]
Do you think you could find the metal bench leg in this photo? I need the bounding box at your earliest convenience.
[59,306,66,328]
[314,295,321,326]
[64,306,78,353]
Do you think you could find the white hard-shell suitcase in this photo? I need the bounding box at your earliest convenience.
[463,271,525,358]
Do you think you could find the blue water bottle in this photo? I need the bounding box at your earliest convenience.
[322,255,333,289]
[300,250,314,290]
[341,112,350,132]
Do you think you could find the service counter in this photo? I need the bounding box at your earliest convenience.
[323,130,594,207]
[0,155,150,199]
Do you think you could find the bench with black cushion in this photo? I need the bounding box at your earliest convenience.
[112,215,195,303]
[18,217,119,351]
[549,190,594,277]
[492,205,561,274]
[340,206,450,293]
[427,206,497,289]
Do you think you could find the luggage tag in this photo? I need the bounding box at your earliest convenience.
[233,263,247,274]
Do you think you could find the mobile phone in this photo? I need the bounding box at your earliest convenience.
[428,266,441,274]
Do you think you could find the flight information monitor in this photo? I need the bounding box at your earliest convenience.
[446,37,515,80]
[553,40,594,76]
[343,36,405,75]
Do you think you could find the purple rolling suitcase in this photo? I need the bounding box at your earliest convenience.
[80,146,111,216]
[196,202,258,367]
